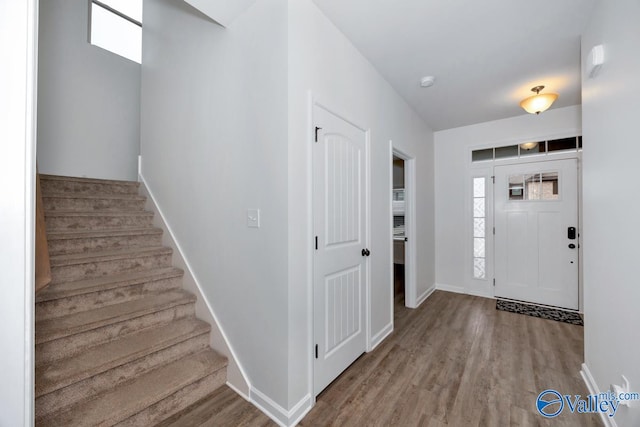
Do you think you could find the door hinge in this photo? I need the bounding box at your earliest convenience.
[314,127,322,142]
[493,278,496,286]
[491,175,495,184]
[315,344,318,359]
[493,227,495,235]
[315,236,318,250]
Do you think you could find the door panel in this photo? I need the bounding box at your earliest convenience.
[538,211,564,291]
[324,266,361,356]
[505,211,529,287]
[325,134,360,247]
[494,159,579,309]
[313,106,367,396]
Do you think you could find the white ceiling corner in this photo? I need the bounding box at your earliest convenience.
[183,0,259,27]
[311,0,597,131]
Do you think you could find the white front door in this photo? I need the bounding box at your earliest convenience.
[494,159,579,310]
[313,106,367,396]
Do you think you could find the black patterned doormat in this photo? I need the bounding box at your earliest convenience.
[496,300,583,326]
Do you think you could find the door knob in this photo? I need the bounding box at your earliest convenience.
[568,243,576,249]
[361,248,370,257]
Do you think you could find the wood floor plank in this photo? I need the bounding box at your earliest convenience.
[164,291,601,426]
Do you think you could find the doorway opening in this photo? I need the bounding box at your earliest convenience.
[392,156,406,306]
[391,146,416,310]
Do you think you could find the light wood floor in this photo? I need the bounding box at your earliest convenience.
[160,291,600,426]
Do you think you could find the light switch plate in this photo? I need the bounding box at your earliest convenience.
[247,209,260,228]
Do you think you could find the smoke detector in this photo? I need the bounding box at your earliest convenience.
[420,76,436,88]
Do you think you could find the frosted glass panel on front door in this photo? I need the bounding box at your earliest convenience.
[509,172,559,201]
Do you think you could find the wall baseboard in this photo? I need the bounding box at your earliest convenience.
[226,380,250,402]
[415,285,436,307]
[370,322,393,351]
[580,363,618,427]
[467,289,493,298]
[435,283,465,294]
[250,387,312,427]
[138,172,251,395]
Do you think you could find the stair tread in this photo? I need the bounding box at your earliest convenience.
[40,174,140,187]
[43,193,146,200]
[46,227,162,240]
[45,210,153,217]
[37,267,184,302]
[50,246,172,267]
[39,349,225,427]
[36,289,196,344]
[36,317,211,397]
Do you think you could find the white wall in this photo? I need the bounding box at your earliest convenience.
[183,0,258,27]
[0,0,37,424]
[140,0,290,411]
[434,106,581,297]
[37,0,140,181]
[582,2,640,426]
[287,0,435,414]
[141,0,435,422]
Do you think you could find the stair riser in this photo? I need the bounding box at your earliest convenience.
[36,304,195,366]
[45,214,153,231]
[35,333,210,419]
[51,253,172,282]
[116,370,226,427]
[47,233,163,256]
[43,197,146,212]
[41,180,139,196]
[36,277,183,321]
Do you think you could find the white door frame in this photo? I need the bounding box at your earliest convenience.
[390,143,418,308]
[467,149,583,309]
[308,95,371,401]
[1,0,37,424]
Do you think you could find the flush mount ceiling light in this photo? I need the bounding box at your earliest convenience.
[420,76,435,88]
[520,85,558,115]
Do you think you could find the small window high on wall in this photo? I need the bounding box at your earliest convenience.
[90,0,143,63]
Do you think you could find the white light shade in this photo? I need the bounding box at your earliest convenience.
[520,92,558,115]
[520,141,539,150]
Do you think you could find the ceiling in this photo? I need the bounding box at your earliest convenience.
[311,0,597,131]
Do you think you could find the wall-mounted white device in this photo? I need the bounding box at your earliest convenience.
[247,208,260,228]
[586,44,605,79]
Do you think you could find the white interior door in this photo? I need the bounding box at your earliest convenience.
[494,158,579,310]
[313,106,367,396]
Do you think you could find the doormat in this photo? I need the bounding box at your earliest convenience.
[496,299,583,326]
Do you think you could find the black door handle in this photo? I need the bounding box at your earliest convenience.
[362,248,370,257]
[568,243,576,249]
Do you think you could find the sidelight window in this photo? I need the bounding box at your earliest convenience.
[472,177,486,279]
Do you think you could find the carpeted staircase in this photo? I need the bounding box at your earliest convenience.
[35,174,227,426]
